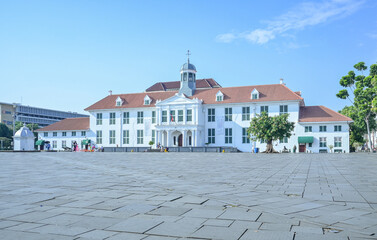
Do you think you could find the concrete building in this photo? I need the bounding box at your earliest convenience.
[0,102,88,129]
[36,55,352,153]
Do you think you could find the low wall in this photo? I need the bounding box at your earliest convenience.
[103,147,239,153]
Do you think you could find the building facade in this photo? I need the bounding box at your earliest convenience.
[0,102,88,129]
[37,57,352,153]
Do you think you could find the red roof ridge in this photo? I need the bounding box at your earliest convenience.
[318,105,352,120]
[280,84,304,100]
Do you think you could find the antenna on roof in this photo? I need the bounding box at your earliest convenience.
[109,90,112,95]
[280,78,285,85]
[186,50,191,64]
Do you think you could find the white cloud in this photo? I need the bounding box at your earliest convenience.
[217,0,364,44]
[242,29,275,44]
[367,33,377,39]
[215,33,237,43]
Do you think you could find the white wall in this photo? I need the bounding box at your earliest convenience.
[203,101,300,152]
[38,130,95,151]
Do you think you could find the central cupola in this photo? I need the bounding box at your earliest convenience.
[179,50,197,96]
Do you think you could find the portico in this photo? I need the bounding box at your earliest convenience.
[156,128,198,147]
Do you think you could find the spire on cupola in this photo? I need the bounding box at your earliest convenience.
[179,50,197,97]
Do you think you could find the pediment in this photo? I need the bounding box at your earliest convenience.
[156,93,201,106]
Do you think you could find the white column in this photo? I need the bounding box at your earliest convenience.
[193,106,196,125]
[182,130,186,147]
[155,130,159,148]
[119,112,123,147]
[166,130,171,147]
[193,130,196,147]
[183,106,187,125]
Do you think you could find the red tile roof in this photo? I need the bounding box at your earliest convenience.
[85,84,303,111]
[145,78,221,92]
[299,106,352,122]
[36,117,89,132]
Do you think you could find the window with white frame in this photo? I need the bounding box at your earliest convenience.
[170,110,175,122]
[152,130,155,143]
[186,109,192,122]
[96,113,102,125]
[319,126,327,132]
[178,110,183,122]
[152,111,156,124]
[208,108,215,122]
[251,89,259,99]
[137,130,143,144]
[242,128,250,144]
[53,132,57,137]
[72,131,76,137]
[81,131,86,136]
[334,137,342,147]
[242,107,250,121]
[208,128,215,144]
[216,91,224,102]
[96,130,102,144]
[144,95,151,105]
[123,112,129,124]
[62,132,67,137]
[62,140,66,148]
[279,137,288,143]
[305,126,312,132]
[52,141,57,149]
[109,130,116,144]
[44,132,48,137]
[123,130,129,144]
[260,106,268,113]
[162,110,167,122]
[319,137,327,147]
[279,105,288,115]
[137,111,144,124]
[109,112,116,125]
[116,97,123,106]
[225,128,232,144]
[334,125,342,132]
[225,108,232,121]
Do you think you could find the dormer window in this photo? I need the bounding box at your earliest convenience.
[144,95,151,105]
[115,97,123,106]
[216,91,224,102]
[251,89,259,100]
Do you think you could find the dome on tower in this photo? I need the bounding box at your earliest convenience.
[181,62,196,71]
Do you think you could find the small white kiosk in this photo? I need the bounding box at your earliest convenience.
[14,124,35,151]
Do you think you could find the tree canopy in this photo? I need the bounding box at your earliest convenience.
[247,112,295,153]
[336,62,377,150]
[0,123,12,139]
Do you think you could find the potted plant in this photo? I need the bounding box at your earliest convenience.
[148,141,154,149]
[328,144,334,153]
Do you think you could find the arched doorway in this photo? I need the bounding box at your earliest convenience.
[178,134,183,147]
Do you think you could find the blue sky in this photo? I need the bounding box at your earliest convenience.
[0,0,376,114]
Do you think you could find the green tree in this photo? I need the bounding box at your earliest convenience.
[339,106,368,151]
[0,123,12,138]
[336,62,377,150]
[247,112,295,153]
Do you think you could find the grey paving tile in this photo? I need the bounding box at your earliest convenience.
[239,230,294,240]
[146,222,199,237]
[191,225,246,239]
[106,218,163,233]
[77,229,117,239]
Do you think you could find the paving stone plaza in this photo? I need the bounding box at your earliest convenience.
[0,153,377,240]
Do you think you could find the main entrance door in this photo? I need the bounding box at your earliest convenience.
[299,143,306,153]
[178,134,183,147]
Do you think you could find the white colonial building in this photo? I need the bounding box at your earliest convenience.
[36,56,352,153]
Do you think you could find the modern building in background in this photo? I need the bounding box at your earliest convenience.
[0,102,88,128]
[36,54,353,153]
